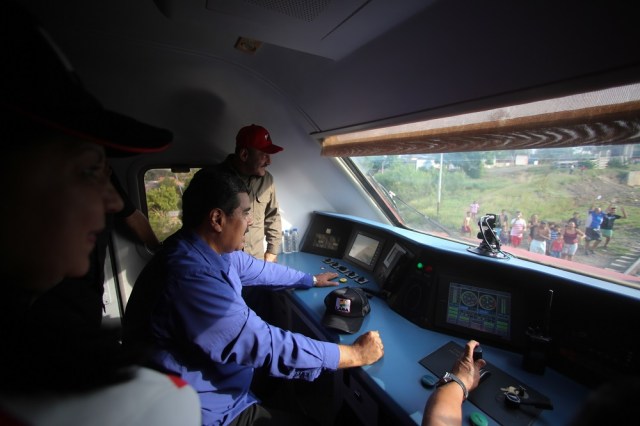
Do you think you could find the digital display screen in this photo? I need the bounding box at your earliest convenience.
[445,282,511,339]
[348,233,380,265]
[345,231,383,270]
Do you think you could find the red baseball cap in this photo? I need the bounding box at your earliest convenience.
[235,124,283,154]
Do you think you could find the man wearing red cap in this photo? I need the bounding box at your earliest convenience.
[218,124,284,262]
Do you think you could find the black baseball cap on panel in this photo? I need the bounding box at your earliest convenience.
[322,287,371,334]
[1,2,173,156]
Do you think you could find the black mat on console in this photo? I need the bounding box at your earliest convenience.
[419,341,552,426]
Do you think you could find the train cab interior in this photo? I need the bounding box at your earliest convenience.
[12,1,640,425]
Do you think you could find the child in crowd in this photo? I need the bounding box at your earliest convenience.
[500,228,510,246]
[550,226,564,258]
[548,223,560,256]
[461,211,472,234]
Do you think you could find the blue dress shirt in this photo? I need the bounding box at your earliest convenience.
[132,229,340,426]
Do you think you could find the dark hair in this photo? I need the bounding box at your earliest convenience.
[181,167,248,228]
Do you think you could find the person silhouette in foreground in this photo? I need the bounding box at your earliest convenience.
[0,3,200,424]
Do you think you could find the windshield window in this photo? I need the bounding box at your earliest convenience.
[350,145,640,287]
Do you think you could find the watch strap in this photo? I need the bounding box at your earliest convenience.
[436,372,469,400]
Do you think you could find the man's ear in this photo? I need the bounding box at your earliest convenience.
[209,208,224,232]
[238,147,249,161]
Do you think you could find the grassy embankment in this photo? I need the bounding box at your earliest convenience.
[388,164,640,257]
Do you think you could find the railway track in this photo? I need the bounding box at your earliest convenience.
[605,242,640,277]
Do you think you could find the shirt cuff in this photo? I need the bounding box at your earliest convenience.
[301,274,314,288]
[323,342,340,370]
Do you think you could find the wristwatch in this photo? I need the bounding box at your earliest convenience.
[312,275,318,285]
[436,372,468,400]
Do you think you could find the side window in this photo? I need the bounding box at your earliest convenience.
[144,168,200,241]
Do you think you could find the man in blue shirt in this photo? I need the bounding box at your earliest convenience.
[123,168,385,426]
[585,206,606,255]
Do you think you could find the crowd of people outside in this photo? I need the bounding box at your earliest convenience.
[461,201,628,263]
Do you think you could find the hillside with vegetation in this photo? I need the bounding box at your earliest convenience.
[370,160,640,272]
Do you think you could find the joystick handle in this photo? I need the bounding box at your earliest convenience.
[473,345,483,361]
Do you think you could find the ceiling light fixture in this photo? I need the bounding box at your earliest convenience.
[234,37,262,54]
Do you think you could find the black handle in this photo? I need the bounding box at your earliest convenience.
[504,392,554,410]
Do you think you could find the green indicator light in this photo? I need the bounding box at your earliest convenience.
[417,262,424,269]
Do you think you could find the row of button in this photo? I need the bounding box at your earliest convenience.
[322,258,369,284]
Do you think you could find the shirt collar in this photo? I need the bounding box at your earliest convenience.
[178,228,229,269]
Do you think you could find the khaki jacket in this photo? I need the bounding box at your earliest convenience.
[220,156,282,258]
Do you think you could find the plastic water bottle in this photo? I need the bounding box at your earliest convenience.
[290,228,299,252]
[282,229,292,253]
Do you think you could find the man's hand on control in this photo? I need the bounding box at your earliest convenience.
[354,330,384,364]
[451,340,486,392]
[338,330,384,368]
[313,272,339,287]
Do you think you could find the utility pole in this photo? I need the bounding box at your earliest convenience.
[437,153,443,217]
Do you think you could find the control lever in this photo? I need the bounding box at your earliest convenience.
[504,392,554,410]
[479,368,491,384]
[473,346,491,384]
[473,345,483,361]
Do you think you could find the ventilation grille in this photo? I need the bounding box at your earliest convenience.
[243,0,331,22]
